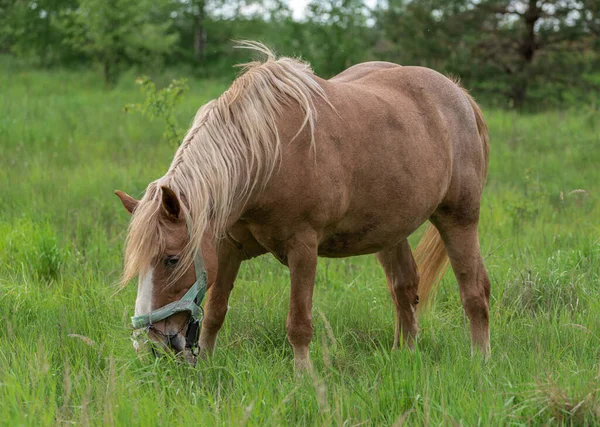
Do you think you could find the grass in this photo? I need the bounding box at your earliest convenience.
[1,59,599,425]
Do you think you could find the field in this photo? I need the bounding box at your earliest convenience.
[1,60,599,425]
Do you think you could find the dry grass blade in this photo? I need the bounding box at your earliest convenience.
[67,334,96,346]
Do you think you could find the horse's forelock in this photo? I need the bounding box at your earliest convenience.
[122,181,204,289]
[122,183,165,286]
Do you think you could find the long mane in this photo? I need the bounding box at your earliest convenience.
[122,41,327,284]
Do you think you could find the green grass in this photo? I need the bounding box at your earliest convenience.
[1,60,599,426]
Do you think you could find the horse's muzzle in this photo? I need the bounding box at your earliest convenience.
[134,319,200,364]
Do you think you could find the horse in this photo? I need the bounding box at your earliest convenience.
[115,41,491,370]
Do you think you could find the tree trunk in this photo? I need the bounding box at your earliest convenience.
[103,54,119,85]
[512,0,540,109]
[193,0,207,63]
[103,59,111,85]
[510,79,528,109]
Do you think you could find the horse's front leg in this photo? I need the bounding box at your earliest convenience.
[198,244,243,358]
[285,231,318,373]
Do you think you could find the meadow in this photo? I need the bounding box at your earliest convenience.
[1,59,599,425]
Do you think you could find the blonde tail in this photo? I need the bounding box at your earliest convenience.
[414,223,449,312]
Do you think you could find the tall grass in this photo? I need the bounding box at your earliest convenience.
[1,60,599,425]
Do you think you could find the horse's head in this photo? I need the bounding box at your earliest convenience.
[115,187,213,362]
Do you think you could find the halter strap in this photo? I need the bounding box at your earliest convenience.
[130,215,207,330]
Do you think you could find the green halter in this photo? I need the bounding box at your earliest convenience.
[130,219,207,331]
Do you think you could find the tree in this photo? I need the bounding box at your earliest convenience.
[373,0,472,71]
[0,0,78,65]
[471,0,599,108]
[375,0,599,108]
[56,0,178,83]
[304,0,374,76]
[193,0,208,63]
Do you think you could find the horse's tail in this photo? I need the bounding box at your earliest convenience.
[415,223,449,312]
[415,86,489,311]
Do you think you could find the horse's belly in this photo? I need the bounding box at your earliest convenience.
[315,171,445,257]
[317,218,420,257]
[318,233,386,257]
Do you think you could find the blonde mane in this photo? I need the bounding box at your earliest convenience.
[122,41,327,284]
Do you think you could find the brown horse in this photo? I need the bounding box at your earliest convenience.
[116,42,490,370]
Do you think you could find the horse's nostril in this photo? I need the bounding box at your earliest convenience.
[166,333,185,353]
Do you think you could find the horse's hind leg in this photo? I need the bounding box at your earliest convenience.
[377,239,420,349]
[431,211,491,356]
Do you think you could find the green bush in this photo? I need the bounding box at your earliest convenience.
[124,76,189,147]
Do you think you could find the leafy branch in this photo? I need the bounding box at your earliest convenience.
[124,76,189,147]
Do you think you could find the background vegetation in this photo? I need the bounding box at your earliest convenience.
[0,0,599,425]
[1,0,599,108]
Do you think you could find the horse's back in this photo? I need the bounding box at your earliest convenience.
[329,61,401,83]
[322,64,484,193]
[329,64,473,121]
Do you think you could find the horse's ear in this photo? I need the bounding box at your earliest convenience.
[114,190,139,214]
[161,186,181,220]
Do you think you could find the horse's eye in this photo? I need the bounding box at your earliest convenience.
[163,256,179,268]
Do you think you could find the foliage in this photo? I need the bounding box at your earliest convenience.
[53,0,178,82]
[303,0,375,76]
[2,0,598,107]
[468,0,599,109]
[124,76,190,147]
[374,0,600,109]
[0,0,78,65]
[1,53,599,426]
